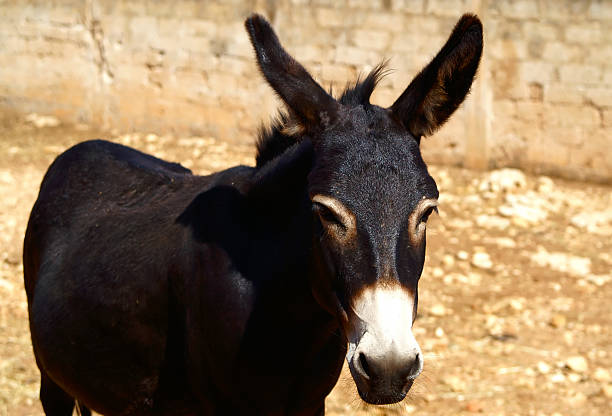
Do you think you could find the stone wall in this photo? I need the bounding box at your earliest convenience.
[1,0,611,182]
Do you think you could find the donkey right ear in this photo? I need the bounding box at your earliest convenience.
[391,14,483,140]
[245,14,340,131]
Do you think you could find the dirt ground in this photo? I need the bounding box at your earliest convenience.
[0,115,610,416]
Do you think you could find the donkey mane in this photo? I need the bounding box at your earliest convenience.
[255,62,390,168]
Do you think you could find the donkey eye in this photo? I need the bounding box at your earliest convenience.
[314,203,344,228]
[420,206,438,224]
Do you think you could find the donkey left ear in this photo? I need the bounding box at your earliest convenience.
[245,14,340,131]
[391,14,483,140]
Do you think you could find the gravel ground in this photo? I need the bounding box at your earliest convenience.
[1,115,610,415]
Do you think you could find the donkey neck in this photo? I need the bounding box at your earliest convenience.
[246,139,337,319]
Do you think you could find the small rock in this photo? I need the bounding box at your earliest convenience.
[550,314,567,329]
[447,218,474,229]
[430,304,447,317]
[25,113,61,128]
[536,361,551,374]
[478,168,527,193]
[145,133,159,142]
[0,171,15,184]
[530,247,591,277]
[566,391,587,407]
[431,267,444,278]
[471,252,493,270]
[568,373,582,383]
[498,203,547,226]
[0,279,15,292]
[537,176,555,193]
[563,331,574,346]
[570,210,612,236]
[484,237,517,248]
[602,383,612,398]
[514,377,535,388]
[586,274,612,286]
[464,195,483,205]
[404,404,417,413]
[498,192,550,226]
[465,272,483,285]
[508,298,524,311]
[550,372,566,383]
[442,254,455,267]
[476,214,510,230]
[457,250,469,261]
[465,400,484,412]
[565,356,588,373]
[435,327,445,337]
[443,375,464,392]
[593,368,611,382]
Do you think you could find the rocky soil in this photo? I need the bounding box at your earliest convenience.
[1,115,610,415]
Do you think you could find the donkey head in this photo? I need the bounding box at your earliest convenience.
[246,14,482,404]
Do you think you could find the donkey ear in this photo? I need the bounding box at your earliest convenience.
[391,14,483,139]
[245,14,340,130]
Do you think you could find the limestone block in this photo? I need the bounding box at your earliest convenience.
[560,65,603,84]
[488,39,529,60]
[545,105,601,127]
[585,88,612,107]
[363,12,406,31]
[527,138,570,168]
[46,3,83,25]
[544,83,585,105]
[490,0,540,19]
[565,23,603,44]
[315,7,349,28]
[216,56,253,76]
[370,87,397,108]
[588,0,612,20]
[312,0,345,7]
[523,22,560,41]
[318,63,357,84]
[587,45,612,66]
[390,33,421,55]
[347,0,384,9]
[334,46,378,66]
[538,0,590,20]
[291,44,328,64]
[603,109,612,127]
[545,125,589,148]
[515,102,544,123]
[485,17,522,40]
[128,16,159,45]
[351,29,391,51]
[493,100,517,119]
[518,61,556,84]
[604,69,612,85]
[390,0,425,13]
[541,42,585,63]
[426,0,470,17]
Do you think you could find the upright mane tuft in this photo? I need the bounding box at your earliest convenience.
[339,61,391,106]
[255,112,299,168]
[255,62,390,167]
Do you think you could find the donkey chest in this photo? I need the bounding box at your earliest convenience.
[186,263,344,412]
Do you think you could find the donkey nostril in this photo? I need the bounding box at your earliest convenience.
[408,352,422,379]
[358,353,371,379]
